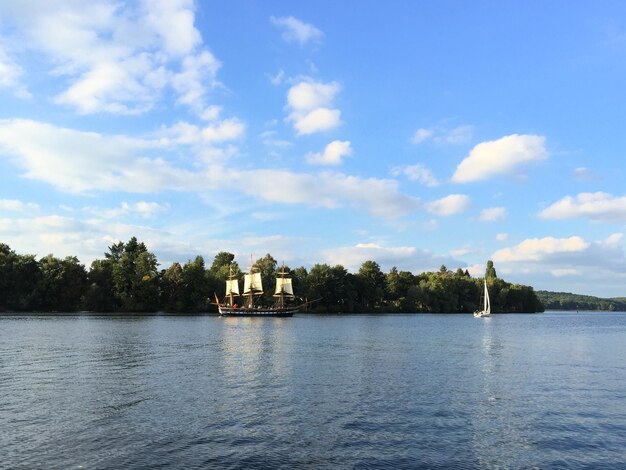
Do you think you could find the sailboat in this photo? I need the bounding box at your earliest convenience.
[473,278,491,318]
[215,261,300,317]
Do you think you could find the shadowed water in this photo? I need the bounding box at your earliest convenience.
[1,312,626,469]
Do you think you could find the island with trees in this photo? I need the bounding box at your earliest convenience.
[0,237,544,314]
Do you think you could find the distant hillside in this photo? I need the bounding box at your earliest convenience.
[536,291,626,311]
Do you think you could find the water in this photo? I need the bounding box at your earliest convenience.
[1,312,626,469]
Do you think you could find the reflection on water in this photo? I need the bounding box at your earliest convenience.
[1,312,626,468]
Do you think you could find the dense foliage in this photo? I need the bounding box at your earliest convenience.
[536,291,626,311]
[0,238,543,313]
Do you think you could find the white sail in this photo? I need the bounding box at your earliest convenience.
[274,277,294,297]
[225,279,239,296]
[474,278,491,318]
[484,279,491,314]
[243,272,263,294]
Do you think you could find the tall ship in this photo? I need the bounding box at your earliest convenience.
[215,263,301,317]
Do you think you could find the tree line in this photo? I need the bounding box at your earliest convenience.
[536,291,626,311]
[0,238,544,313]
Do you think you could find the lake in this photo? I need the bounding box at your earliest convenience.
[1,312,626,469]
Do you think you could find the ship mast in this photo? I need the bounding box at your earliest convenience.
[274,263,294,309]
[243,255,263,308]
[224,264,240,307]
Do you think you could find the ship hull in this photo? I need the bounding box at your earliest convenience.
[218,306,297,317]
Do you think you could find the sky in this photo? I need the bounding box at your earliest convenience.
[1,1,626,297]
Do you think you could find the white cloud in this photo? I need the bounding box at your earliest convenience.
[322,242,461,273]
[293,108,341,135]
[0,119,418,219]
[217,169,419,219]
[270,16,323,45]
[306,140,352,166]
[496,233,509,242]
[0,44,30,97]
[267,69,285,86]
[411,125,473,145]
[0,1,220,115]
[171,50,221,111]
[157,118,245,146]
[87,201,169,219]
[142,0,201,57]
[425,194,471,216]
[0,118,196,193]
[452,134,548,183]
[286,80,342,135]
[539,192,626,222]
[492,236,590,262]
[0,199,39,212]
[391,164,439,187]
[200,105,221,121]
[479,206,507,222]
[489,233,626,296]
[434,125,473,145]
[412,128,433,144]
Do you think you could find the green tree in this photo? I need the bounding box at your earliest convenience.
[83,258,117,312]
[485,260,497,281]
[38,255,87,311]
[161,262,184,311]
[356,260,386,311]
[181,256,210,311]
[110,237,160,312]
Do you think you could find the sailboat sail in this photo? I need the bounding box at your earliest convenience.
[225,279,239,296]
[274,277,294,297]
[483,279,491,314]
[474,278,491,318]
[243,272,263,294]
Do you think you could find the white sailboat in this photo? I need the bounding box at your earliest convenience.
[474,278,491,318]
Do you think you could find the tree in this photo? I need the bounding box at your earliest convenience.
[181,256,210,311]
[356,260,386,311]
[83,258,117,312]
[485,260,497,281]
[38,255,87,311]
[161,262,184,312]
[109,237,159,312]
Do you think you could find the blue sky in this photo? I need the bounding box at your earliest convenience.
[1,1,626,296]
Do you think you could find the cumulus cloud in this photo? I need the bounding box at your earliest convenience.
[452,134,547,183]
[496,233,509,242]
[479,207,507,222]
[0,0,220,115]
[306,140,352,166]
[286,80,342,135]
[322,242,462,273]
[490,233,626,296]
[391,164,439,187]
[539,192,626,222]
[425,194,471,216]
[493,236,591,262]
[270,16,323,45]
